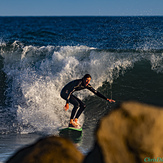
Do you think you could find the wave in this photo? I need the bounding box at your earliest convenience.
[0,41,163,134]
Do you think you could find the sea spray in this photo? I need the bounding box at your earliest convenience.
[150,53,163,73]
[1,43,163,134]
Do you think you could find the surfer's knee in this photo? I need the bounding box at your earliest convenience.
[75,103,85,111]
[74,102,80,110]
[81,103,86,110]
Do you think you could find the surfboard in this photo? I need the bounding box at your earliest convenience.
[59,127,82,132]
[59,127,82,142]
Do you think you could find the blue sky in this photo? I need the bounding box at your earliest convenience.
[0,0,163,16]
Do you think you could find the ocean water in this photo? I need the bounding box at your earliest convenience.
[0,16,163,162]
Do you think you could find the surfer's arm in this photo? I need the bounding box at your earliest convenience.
[64,103,69,111]
[64,80,82,104]
[95,91,108,100]
[87,85,107,100]
[107,99,115,103]
[87,84,115,103]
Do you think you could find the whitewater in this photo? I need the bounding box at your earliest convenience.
[0,41,162,135]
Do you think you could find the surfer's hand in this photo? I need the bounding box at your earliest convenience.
[107,99,115,103]
[64,103,69,111]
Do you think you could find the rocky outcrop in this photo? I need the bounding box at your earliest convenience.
[84,101,163,163]
[6,136,84,163]
[6,101,163,163]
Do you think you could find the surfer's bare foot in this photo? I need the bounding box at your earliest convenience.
[69,119,78,128]
[74,118,81,127]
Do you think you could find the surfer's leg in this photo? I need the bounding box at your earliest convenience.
[69,95,85,128]
[61,92,79,120]
[71,98,85,127]
[69,95,80,120]
[73,97,86,119]
[61,92,79,127]
[75,104,86,119]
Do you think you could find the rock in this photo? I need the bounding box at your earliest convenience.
[84,101,163,163]
[6,136,84,163]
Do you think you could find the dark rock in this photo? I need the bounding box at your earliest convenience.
[6,136,84,163]
[84,101,163,163]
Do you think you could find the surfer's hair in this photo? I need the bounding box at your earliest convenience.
[83,74,92,79]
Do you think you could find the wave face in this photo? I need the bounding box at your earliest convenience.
[0,17,163,134]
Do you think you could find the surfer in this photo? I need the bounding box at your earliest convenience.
[60,74,115,128]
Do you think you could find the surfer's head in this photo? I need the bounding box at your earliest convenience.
[82,74,91,86]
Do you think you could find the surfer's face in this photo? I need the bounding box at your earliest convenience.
[84,77,91,86]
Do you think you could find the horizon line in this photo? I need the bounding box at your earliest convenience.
[0,15,163,17]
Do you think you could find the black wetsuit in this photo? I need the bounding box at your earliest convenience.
[60,78,107,120]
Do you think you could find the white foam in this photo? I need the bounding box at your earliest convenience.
[1,43,141,134]
[150,53,163,73]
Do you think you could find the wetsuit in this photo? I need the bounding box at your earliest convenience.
[60,78,107,120]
